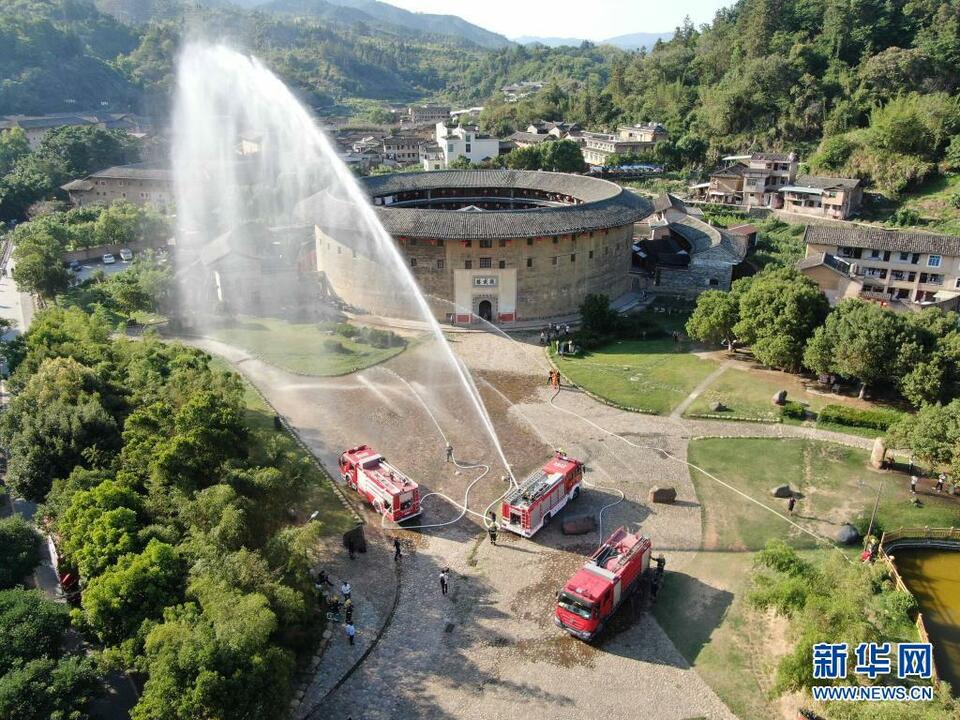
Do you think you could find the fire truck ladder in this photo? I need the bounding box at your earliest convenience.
[504,468,553,507]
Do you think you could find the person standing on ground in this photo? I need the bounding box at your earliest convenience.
[937,473,946,493]
[344,601,353,625]
[440,568,449,596]
[787,495,796,514]
[446,443,453,463]
[488,524,498,545]
[911,475,918,494]
[345,622,356,646]
[394,538,402,562]
[341,580,352,601]
[540,330,546,345]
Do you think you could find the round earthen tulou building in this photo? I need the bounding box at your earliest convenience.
[339,170,652,324]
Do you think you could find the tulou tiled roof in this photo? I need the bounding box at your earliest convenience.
[90,163,170,181]
[804,225,960,256]
[356,170,651,239]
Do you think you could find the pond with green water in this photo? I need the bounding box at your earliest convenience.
[895,548,960,693]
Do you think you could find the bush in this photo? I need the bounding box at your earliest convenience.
[0,517,40,589]
[321,338,351,354]
[780,401,806,420]
[334,323,359,339]
[887,207,921,226]
[816,404,902,430]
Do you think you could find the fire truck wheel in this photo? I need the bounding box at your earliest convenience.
[543,512,552,526]
[571,486,580,500]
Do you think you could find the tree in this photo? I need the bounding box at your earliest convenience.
[0,128,30,176]
[888,401,960,469]
[733,269,829,371]
[0,517,40,589]
[803,299,914,398]
[36,126,140,178]
[0,588,69,675]
[579,293,617,335]
[80,539,184,645]
[10,232,70,301]
[447,155,473,169]
[0,655,100,720]
[504,144,543,170]
[686,290,739,351]
[57,479,142,579]
[0,357,120,501]
[541,140,587,172]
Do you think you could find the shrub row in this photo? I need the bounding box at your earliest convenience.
[780,401,807,420]
[816,404,902,431]
[326,322,405,349]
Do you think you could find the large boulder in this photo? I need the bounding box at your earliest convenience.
[772,390,788,406]
[836,524,861,545]
[771,484,793,498]
[649,486,677,504]
[870,437,887,469]
[562,515,596,535]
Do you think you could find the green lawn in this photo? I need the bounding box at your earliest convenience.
[653,552,782,720]
[684,363,897,425]
[688,438,960,551]
[207,316,405,376]
[553,338,719,414]
[212,357,357,536]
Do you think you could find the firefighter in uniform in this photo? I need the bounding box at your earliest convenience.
[487,511,498,545]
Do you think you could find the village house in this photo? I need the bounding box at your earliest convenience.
[502,81,544,102]
[407,104,451,127]
[0,112,151,149]
[690,153,798,207]
[433,122,500,168]
[526,120,582,139]
[381,136,422,166]
[780,175,863,219]
[797,225,960,309]
[580,123,668,166]
[420,143,445,171]
[632,193,749,295]
[61,163,172,210]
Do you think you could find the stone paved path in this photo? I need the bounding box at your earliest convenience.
[185,330,877,720]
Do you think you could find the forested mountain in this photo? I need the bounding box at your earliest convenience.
[515,32,672,50]
[266,0,513,49]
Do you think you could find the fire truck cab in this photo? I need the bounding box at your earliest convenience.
[500,451,584,537]
[555,527,660,641]
[338,445,422,523]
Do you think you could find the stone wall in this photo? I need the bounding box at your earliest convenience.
[315,221,634,322]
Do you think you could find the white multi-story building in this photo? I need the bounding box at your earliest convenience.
[434,122,500,168]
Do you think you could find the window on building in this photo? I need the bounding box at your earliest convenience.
[479,257,492,268]
[551,256,558,266]
[465,143,471,153]
[708,278,719,286]
[929,255,942,267]
[499,239,507,247]
[898,252,910,262]
[479,239,492,248]
[465,260,472,269]
[410,258,418,267]
[527,238,533,246]
[409,238,417,245]
[436,259,445,269]
[526,258,533,268]
[499,260,506,269]
[437,239,444,247]
[588,250,594,259]
[552,237,559,244]
[570,254,576,262]
[955,278,960,289]
[870,250,881,259]
[464,240,472,247]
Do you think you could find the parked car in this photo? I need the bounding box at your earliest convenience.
[69,260,82,272]
[102,253,116,265]
[119,248,133,262]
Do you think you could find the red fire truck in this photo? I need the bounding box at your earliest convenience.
[338,445,422,522]
[554,526,664,641]
[499,451,584,537]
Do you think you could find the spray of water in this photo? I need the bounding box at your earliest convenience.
[171,42,514,483]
